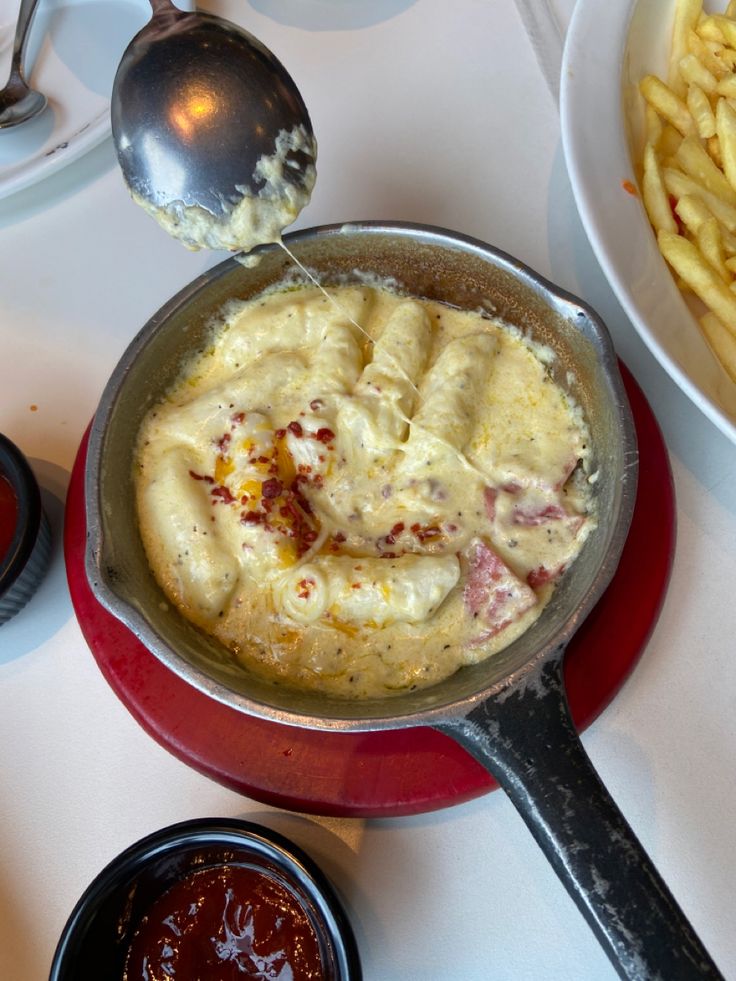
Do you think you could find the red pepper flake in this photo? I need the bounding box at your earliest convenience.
[287,420,303,438]
[409,521,442,543]
[275,428,286,439]
[621,179,638,197]
[262,477,283,499]
[334,531,346,543]
[241,510,264,524]
[257,455,270,464]
[215,432,231,452]
[189,470,215,484]
[391,522,405,536]
[231,411,245,424]
[314,427,335,444]
[309,399,324,411]
[351,582,362,589]
[211,485,236,504]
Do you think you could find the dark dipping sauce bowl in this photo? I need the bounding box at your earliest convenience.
[0,432,51,625]
[49,818,361,980]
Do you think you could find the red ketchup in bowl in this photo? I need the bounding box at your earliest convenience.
[0,473,18,565]
[123,864,325,980]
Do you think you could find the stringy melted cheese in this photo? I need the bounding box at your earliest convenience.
[135,284,596,697]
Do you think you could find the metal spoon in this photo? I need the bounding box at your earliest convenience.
[0,0,47,130]
[110,0,316,221]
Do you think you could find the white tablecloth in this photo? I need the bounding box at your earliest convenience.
[1,1,735,978]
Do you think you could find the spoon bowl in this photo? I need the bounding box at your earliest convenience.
[111,0,316,236]
[0,0,47,130]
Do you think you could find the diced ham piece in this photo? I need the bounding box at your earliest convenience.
[512,502,585,538]
[526,563,565,589]
[554,454,579,491]
[463,540,538,645]
[483,486,498,522]
[512,502,568,526]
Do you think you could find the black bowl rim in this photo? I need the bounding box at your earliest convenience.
[0,432,42,596]
[49,816,362,980]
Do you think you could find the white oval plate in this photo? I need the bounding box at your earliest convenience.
[560,0,736,445]
[0,0,194,200]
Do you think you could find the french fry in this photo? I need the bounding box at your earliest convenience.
[679,52,718,91]
[675,193,711,230]
[675,193,736,252]
[658,231,736,336]
[711,14,736,48]
[699,311,736,379]
[663,166,736,231]
[715,97,736,191]
[697,15,727,43]
[646,105,664,145]
[669,0,703,94]
[687,28,729,76]
[675,135,736,203]
[640,75,694,135]
[642,144,678,234]
[707,133,723,167]
[715,72,736,97]
[659,123,684,157]
[687,82,717,137]
[697,216,731,280]
[718,46,736,68]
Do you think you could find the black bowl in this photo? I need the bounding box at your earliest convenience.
[0,432,51,625]
[50,818,361,980]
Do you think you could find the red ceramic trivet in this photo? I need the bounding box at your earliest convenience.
[64,364,674,818]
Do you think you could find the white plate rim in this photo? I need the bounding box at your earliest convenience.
[0,0,195,201]
[560,0,736,446]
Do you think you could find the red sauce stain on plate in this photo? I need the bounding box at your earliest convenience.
[123,865,324,980]
[0,473,18,565]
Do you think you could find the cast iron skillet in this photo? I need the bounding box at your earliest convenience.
[85,223,723,979]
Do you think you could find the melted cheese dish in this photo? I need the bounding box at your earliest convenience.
[135,284,597,698]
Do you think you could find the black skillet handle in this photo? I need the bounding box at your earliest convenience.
[434,653,724,980]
